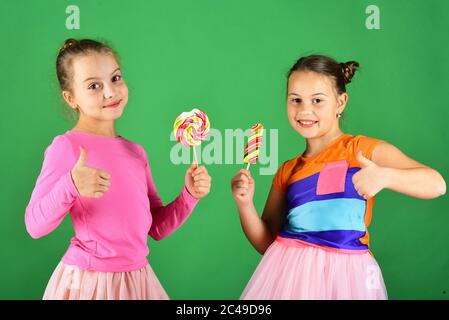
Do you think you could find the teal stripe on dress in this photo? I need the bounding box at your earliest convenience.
[285,198,366,233]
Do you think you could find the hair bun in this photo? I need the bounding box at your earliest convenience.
[340,61,360,84]
[59,38,78,54]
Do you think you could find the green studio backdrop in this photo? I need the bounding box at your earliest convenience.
[1,0,448,299]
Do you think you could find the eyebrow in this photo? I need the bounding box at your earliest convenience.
[288,93,328,97]
[83,68,121,82]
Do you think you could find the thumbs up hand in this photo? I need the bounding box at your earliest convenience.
[185,162,212,199]
[352,151,386,200]
[71,146,111,198]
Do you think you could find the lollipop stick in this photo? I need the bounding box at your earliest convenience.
[246,163,251,170]
[193,146,198,169]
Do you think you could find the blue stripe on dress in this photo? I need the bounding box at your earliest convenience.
[286,167,364,211]
[285,198,366,233]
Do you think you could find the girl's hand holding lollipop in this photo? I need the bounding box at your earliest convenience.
[173,108,212,199]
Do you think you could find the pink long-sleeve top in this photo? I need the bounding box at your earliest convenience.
[25,130,199,272]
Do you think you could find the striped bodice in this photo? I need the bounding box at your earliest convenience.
[273,134,384,252]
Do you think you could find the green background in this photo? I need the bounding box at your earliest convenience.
[1,0,448,299]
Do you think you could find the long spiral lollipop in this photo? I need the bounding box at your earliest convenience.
[173,108,210,166]
[244,123,264,170]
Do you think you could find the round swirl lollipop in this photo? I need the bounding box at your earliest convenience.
[173,108,210,165]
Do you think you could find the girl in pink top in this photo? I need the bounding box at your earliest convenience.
[25,38,212,300]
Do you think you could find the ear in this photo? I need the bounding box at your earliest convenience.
[337,92,348,113]
[62,90,77,110]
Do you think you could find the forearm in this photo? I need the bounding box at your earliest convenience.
[383,167,446,199]
[236,202,275,254]
[25,172,78,238]
[149,185,199,240]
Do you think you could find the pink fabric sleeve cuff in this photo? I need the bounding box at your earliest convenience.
[63,171,81,199]
[180,184,200,211]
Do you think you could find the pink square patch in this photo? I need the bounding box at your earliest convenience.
[316,160,349,195]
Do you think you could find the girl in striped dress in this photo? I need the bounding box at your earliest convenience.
[231,54,446,299]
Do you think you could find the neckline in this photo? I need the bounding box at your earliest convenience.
[300,133,351,162]
[68,129,123,140]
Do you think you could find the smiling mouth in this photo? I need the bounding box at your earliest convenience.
[297,120,319,128]
[103,99,122,108]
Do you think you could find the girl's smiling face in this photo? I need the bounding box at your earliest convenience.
[287,70,348,140]
[63,52,128,121]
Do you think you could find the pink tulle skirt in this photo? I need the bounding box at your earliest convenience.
[240,237,388,300]
[43,261,169,300]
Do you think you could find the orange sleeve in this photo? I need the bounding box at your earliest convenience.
[352,135,384,160]
[272,160,289,192]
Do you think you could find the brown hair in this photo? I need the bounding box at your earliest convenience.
[56,38,119,92]
[287,54,360,94]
